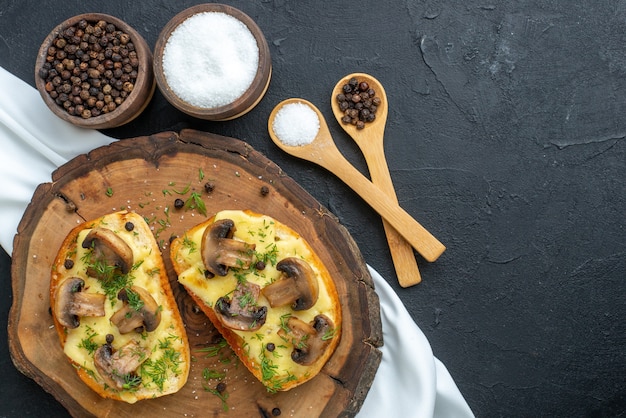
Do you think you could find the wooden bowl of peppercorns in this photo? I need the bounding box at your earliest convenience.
[35,13,155,129]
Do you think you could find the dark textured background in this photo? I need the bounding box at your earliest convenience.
[1,1,624,416]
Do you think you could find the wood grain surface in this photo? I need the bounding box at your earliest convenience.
[8,130,382,417]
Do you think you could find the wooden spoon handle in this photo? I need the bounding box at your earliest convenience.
[361,144,422,286]
[319,150,445,262]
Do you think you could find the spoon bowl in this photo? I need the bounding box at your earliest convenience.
[331,73,426,287]
[268,98,445,262]
[268,98,336,164]
[331,73,389,141]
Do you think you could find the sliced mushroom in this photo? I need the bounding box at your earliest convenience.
[214,281,267,331]
[278,314,335,366]
[109,286,161,334]
[94,337,149,390]
[201,219,256,277]
[82,227,134,278]
[54,277,106,329]
[262,257,319,310]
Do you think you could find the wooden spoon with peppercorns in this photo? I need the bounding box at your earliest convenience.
[268,98,445,264]
[331,73,424,287]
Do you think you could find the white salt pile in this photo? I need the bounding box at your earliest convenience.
[162,12,259,108]
[272,102,320,146]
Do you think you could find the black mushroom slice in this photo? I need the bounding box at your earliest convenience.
[82,227,134,278]
[262,257,319,310]
[94,338,149,390]
[278,314,335,366]
[214,281,267,331]
[201,219,256,277]
[109,286,162,334]
[54,277,106,329]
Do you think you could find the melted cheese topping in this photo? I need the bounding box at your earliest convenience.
[52,212,188,403]
[175,210,340,391]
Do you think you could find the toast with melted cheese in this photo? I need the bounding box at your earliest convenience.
[170,209,342,392]
[50,210,190,403]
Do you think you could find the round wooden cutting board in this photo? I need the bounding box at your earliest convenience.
[8,130,383,417]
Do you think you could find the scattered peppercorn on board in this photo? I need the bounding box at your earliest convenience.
[9,130,382,417]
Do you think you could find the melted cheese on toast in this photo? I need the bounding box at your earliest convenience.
[170,209,341,392]
[50,211,190,403]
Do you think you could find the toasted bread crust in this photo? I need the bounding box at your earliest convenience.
[50,211,190,403]
[170,209,341,391]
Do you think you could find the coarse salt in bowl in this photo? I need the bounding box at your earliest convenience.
[154,4,272,121]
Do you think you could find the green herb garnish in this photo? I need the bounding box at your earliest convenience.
[204,386,229,412]
[202,368,226,380]
[181,234,197,253]
[77,325,99,355]
[197,338,228,359]
[125,287,144,311]
[140,334,183,391]
[184,192,207,216]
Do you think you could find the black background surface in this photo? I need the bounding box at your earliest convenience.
[1,1,624,417]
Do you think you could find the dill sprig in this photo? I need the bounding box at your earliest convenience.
[203,386,229,412]
[140,334,183,391]
[77,325,99,355]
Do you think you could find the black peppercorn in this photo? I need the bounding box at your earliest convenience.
[64,259,74,269]
[124,221,135,231]
[272,407,281,416]
[256,260,266,270]
[266,342,275,352]
[204,182,215,194]
[336,77,382,128]
[216,382,227,393]
[174,198,184,209]
[260,185,269,196]
[39,18,139,119]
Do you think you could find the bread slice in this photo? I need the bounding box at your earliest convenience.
[170,209,342,392]
[50,210,190,403]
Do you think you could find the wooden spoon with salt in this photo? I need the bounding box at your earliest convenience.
[331,73,423,287]
[268,98,446,263]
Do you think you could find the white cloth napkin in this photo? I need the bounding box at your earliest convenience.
[0,66,474,418]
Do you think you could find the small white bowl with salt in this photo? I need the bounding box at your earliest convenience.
[154,4,271,121]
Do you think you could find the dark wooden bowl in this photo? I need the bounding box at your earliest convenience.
[34,13,155,129]
[153,4,272,121]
